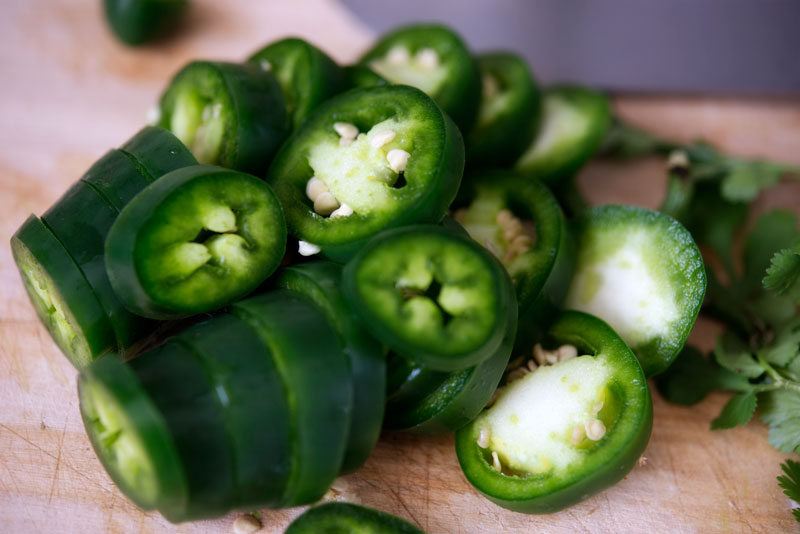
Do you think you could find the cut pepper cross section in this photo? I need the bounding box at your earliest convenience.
[343,225,515,372]
[267,84,464,262]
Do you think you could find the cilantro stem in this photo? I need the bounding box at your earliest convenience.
[756,353,800,394]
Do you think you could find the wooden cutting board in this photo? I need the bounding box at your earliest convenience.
[2,1,799,532]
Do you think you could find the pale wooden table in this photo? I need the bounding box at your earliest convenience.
[1,1,799,532]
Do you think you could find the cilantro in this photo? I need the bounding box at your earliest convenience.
[764,245,800,304]
[743,212,800,294]
[713,333,764,378]
[710,391,757,430]
[720,161,786,202]
[760,390,800,454]
[777,460,800,522]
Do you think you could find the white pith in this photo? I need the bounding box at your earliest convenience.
[517,94,590,167]
[477,355,611,474]
[565,230,680,349]
[307,118,413,214]
[369,46,448,95]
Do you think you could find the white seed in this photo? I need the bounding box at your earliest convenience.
[202,104,214,122]
[557,344,578,362]
[570,424,585,446]
[259,59,272,72]
[544,353,559,365]
[387,149,411,173]
[313,191,340,216]
[330,203,354,219]
[585,419,607,441]
[491,451,502,471]
[370,129,396,149]
[526,359,538,373]
[637,456,648,467]
[496,209,514,227]
[386,45,410,65]
[212,102,222,119]
[477,427,490,448]
[333,121,359,140]
[233,514,261,534]
[305,176,329,202]
[339,137,354,147]
[482,74,500,100]
[145,105,161,125]
[591,401,604,414]
[415,47,439,71]
[298,240,321,256]
[506,367,529,383]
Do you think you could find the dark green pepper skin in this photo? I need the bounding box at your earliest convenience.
[274,262,385,473]
[342,225,515,372]
[174,314,292,509]
[158,61,288,175]
[120,125,199,180]
[105,165,286,319]
[11,215,115,368]
[286,502,424,534]
[78,355,188,514]
[467,52,541,167]
[359,24,481,134]
[514,86,610,187]
[342,65,388,90]
[455,311,653,514]
[103,0,188,46]
[248,38,346,131]
[383,304,515,434]
[267,85,464,262]
[234,290,352,507]
[130,341,237,521]
[81,149,154,212]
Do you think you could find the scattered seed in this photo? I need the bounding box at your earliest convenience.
[339,137,354,147]
[452,208,468,224]
[506,367,529,383]
[486,387,501,407]
[585,418,606,441]
[570,424,585,446]
[370,129,396,148]
[591,401,604,414]
[386,46,410,65]
[333,121,359,140]
[477,427,490,448]
[233,513,261,534]
[496,209,514,227]
[505,355,525,371]
[298,240,321,257]
[532,343,548,366]
[145,105,161,125]
[526,359,538,373]
[637,456,648,467]
[558,344,578,362]
[491,451,502,471]
[305,177,329,202]
[330,203,354,219]
[259,59,272,72]
[313,191,340,216]
[544,353,559,365]
[386,149,410,173]
[415,47,439,70]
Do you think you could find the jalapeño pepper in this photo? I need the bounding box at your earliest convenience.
[286,502,424,534]
[564,204,706,376]
[467,52,541,167]
[157,61,288,174]
[267,85,464,262]
[105,165,286,319]
[360,24,481,133]
[342,225,516,372]
[455,311,653,514]
[248,37,346,131]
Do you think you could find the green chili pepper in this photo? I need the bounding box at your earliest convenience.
[158,61,288,174]
[105,165,286,319]
[285,502,424,534]
[342,225,516,372]
[456,311,652,514]
[248,37,346,131]
[467,52,541,167]
[515,86,610,186]
[267,84,464,262]
[564,205,706,376]
[103,0,188,46]
[360,24,480,133]
[274,261,385,473]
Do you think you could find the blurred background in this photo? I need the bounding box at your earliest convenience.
[342,0,800,94]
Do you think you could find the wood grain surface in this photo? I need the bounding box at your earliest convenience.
[1,1,800,532]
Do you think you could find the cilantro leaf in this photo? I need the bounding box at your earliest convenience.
[711,390,757,430]
[760,390,800,454]
[758,320,800,368]
[714,332,764,378]
[778,460,800,523]
[720,161,785,202]
[743,211,800,294]
[657,345,752,405]
[768,419,800,455]
[764,245,800,303]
